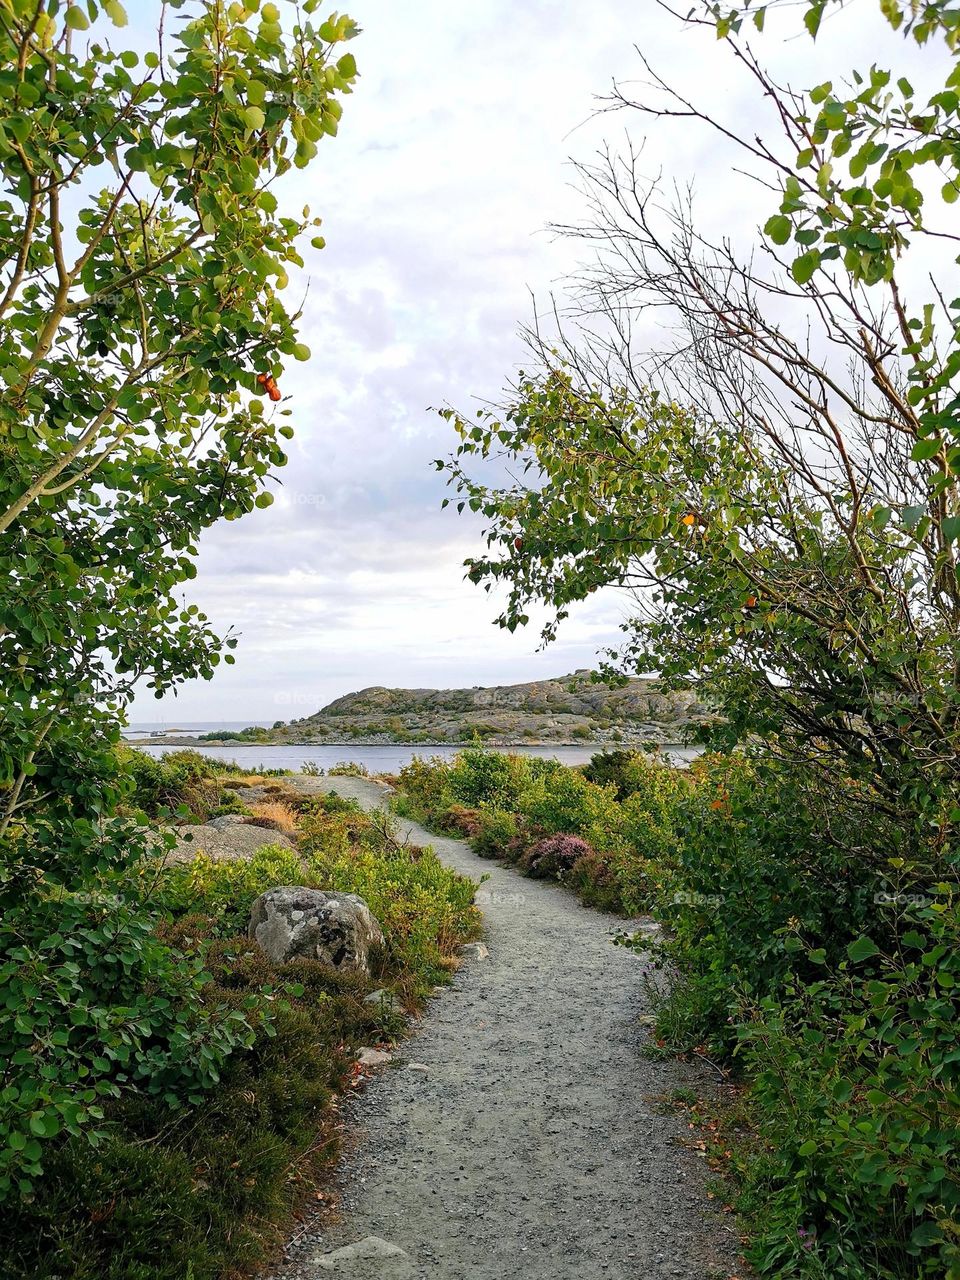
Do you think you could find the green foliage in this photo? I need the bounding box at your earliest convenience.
[470,806,518,858]
[733,918,960,1279]
[327,760,370,777]
[0,0,360,1221]
[645,754,884,1053]
[0,792,478,1275]
[117,746,227,819]
[298,810,481,996]
[639,752,959,1276]
[0,0,359,826]
[447,746,535,809]
[0,821,260,1200]
[394,749,678,912]
[0,925,370,1280]
[435,6,960,1266]
[158,842,308,935]
[516,767,620,852]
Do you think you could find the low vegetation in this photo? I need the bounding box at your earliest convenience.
[395,747,960,1278]
[0,756,479,1280]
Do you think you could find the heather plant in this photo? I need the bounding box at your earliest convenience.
[519,833,594,880]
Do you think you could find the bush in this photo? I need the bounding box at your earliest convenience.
[438,804,482,839]
[395,755,453,823]
[470,806,518,858]
[298,811,481,997]
[0,931,370,1280]
[328,760,369,777]
[0,823,262,1201]
[0,796,480,1277]
[517,768,620,850]
[566,848,628,913]
[636,750,959,1278]
[447,748,533,809]
[117,747,243,822]
[519,833,594,880]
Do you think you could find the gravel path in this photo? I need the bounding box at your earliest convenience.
[269,775,744,1280]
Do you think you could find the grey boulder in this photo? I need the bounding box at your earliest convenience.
[248,885,384,974]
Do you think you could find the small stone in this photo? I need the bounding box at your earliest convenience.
[357,1046,392,1067]
[313,1235,408,1270]
[405,1062,429,1073]
[363,988,404,1016]
[461,941,489,960]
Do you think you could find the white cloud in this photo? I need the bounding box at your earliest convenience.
[131,0,949,718]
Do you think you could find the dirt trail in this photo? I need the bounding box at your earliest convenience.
[270,775,743,1280]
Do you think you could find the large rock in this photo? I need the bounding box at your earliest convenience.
[168,823,295,865]
[248,885,384,974]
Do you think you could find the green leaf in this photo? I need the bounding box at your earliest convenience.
[847,936,880,963]
[292,343,310,361]
[910,1222,942,1248]
[942,516,960,544]
[792,251,820,285]
[243,106,266,132]
[64,6,90,30]
[911,437,941,461]
[104,0,128,25]
[764,215,792,245]
[797,1139,817,1156]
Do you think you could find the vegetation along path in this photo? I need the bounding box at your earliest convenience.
[271,776,743,1280]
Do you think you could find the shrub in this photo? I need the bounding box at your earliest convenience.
[0,824,262,1200]
[328,760,369,777]
[645,753,883,1054]
[118,747,224,819]
[566,848,627,914]
[157,843,308,936]
[0,930,372,1280]
[519,833,594,880]
[395,755,453,823]
[470,806,518,858]
[447,748,532,809]
[298,813,481,996]
[517,768,621,850]
[438,804,482,839]
[732,909,960,1279]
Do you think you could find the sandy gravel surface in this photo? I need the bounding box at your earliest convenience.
[269,775,744,1280]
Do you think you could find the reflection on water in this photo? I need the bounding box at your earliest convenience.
[134,741,702,773]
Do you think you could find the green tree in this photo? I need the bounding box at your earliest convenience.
[440,0,960,849]
[0,0,357,1196]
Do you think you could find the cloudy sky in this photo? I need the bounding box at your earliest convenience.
[129,0,932,722]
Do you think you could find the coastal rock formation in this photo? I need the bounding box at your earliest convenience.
[169,822,295,864]
[249,885,384,974]
[274,670,712,747]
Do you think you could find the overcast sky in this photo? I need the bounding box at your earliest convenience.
[129,0,935,722]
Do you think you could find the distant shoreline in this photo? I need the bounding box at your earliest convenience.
[126,735,677,751]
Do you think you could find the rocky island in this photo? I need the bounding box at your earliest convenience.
[140,671,712,748]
